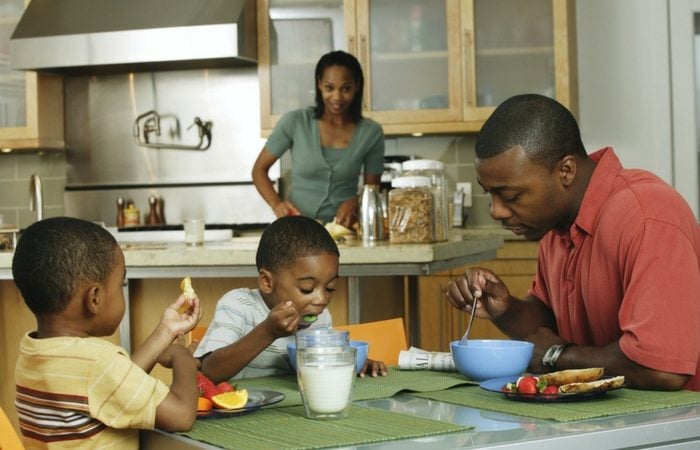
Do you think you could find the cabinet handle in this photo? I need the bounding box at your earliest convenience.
[348,35,355,54]
[360,34,368,68]
[464,30,474,108]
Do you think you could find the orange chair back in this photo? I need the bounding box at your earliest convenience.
[191,326,208,343]
[335,318,408,366]
[0,407,24,450]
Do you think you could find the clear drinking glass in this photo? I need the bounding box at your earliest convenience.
[295,328,349,350]
[297,346,357,420]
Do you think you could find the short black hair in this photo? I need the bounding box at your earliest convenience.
[476,94,587,168]
[12,217,119,315]
[313,50,364,122]
[256,216,339,272]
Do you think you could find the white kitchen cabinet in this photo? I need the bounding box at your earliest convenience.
[258,0,577,136]
[0,0,64,150]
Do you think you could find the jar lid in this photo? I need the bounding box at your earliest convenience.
[391,176,432,188]
[401,159,444,171]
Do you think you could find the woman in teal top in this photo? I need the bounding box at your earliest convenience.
[252,50,385,228]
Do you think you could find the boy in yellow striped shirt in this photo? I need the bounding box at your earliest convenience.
[12,217,202,449]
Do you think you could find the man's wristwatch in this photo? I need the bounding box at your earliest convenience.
[542,343,571,369]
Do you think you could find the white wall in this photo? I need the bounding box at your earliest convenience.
[576,0,674,182]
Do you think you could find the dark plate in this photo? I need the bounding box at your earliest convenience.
[197,389,285,418]
[480,376,620,403]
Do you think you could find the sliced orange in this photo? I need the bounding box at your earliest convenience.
[197,397,213,412]
[211,389,249,409]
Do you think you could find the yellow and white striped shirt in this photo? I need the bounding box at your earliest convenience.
[15,333,169,449]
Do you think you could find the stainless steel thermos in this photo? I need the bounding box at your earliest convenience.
[359,184,384,245]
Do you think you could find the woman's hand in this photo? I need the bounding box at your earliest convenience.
[272,200,301,218]
[335,196,359,229]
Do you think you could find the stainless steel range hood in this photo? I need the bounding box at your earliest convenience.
[10,0,257,74]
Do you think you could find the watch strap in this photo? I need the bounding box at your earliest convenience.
[542,343,571,369]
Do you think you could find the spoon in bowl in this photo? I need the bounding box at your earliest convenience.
[459,294,480,345]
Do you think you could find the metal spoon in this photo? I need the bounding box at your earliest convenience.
[459,294,479,344]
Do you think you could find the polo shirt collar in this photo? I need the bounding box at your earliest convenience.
[572,147,622,238]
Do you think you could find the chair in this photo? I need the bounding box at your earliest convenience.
[335,317,408,366]
[191,326,208,343]
[0,407,24,450]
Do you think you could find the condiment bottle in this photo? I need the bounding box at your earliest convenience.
[123,202,141,227]
[388,176,434,243]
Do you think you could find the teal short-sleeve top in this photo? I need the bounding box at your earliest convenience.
[265,107,385,223]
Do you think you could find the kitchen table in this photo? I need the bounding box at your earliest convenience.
[141,392,700,450]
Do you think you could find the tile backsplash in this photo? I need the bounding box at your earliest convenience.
[0,151,66,229]
[0,128,497,230]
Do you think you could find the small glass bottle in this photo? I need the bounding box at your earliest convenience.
[388,176,434,243]
[401,159,449,241]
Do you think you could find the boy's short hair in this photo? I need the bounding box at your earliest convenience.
[256,216,339,272]
[12,217,119,315]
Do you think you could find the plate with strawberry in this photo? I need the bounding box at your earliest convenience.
[480,371,623,403]
[196,373,285,418]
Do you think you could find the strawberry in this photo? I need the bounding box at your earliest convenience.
[516,376,539,395]
[196,372,219,400]
[216,381,235,393]
[542,385,559,395]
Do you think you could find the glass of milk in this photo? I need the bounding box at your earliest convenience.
[297,346,357,420]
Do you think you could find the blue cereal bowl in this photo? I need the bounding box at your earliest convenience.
[287,340,368,374]
[450,339,534,381]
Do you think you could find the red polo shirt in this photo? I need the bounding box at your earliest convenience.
[530,148,700,390]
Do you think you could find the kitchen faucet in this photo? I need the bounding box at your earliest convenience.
[29,173,43,222]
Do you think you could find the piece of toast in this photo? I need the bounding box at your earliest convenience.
[559,375,625,394]
[178,277,197,346]
[539,367,605,386]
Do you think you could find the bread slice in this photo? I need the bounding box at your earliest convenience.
[559,375,625,394]
[539,368,605,386]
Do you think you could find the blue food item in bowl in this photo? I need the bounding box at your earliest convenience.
[450,339,534,381]
[288,340,368,374]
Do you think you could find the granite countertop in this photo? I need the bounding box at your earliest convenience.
[0,230,505,278]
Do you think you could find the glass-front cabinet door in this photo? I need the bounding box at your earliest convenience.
[0,0,63,150]
[461,0,576,122]
[354,0,462,128]
[0,0,25,129]
[258,0,353,133]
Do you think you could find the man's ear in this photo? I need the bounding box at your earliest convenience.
[558,155,577,187]
[83,283,101,316]
[258,269,274,294]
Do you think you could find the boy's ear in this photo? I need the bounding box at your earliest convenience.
[258,269,274,294]
[83,283,102,316]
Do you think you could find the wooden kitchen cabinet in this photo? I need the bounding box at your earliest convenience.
[0,0,64,150]
[417,240,538,352]
[257,0,576,136]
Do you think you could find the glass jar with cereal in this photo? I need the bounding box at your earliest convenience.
[388,176,434,243]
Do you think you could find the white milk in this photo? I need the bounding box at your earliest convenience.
[299,363,354,413]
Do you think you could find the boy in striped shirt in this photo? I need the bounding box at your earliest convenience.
[12,217,202,449]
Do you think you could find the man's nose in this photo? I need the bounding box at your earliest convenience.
[489,197,511,221]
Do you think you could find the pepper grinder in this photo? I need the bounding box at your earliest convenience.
[116,197,125,227]
[146,195,159,225]
[155,197,165,225]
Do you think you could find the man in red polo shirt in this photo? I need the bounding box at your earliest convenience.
[446,94,700,391]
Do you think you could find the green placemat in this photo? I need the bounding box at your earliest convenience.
[237,367,476,408]
[180,405,472,450]
[411,385,700,422]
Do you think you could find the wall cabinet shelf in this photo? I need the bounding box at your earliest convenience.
[258,0,576,137]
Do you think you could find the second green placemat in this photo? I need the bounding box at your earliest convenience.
[411,385,700,422]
